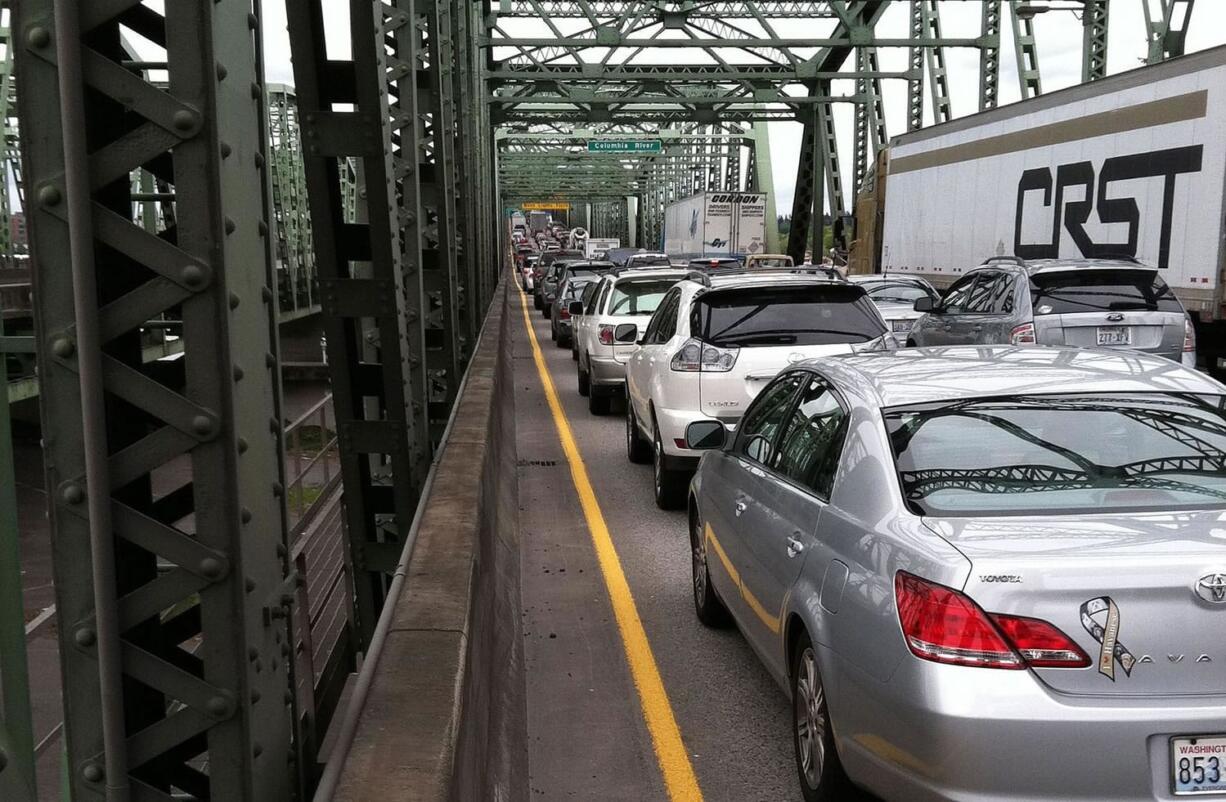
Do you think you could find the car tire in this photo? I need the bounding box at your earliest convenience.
[556,333,569,349]
[792,632,851,802]
[626,403,651,464]
[589,389,611,415]
[652,418,686,510]
[571,342,579,361]
[534,294,542,310]
[690,508,730,628]
[577,363,591,397]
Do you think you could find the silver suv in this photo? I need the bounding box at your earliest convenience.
[910,257,1195,366]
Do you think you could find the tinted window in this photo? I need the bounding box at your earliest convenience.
[865,282,934,304]
[940,275,975,313]
[626,255,673,267]
[609,279,677,316]
[1029,269,1183,315]
[737,374,804,464]
[644,289,680,344]
[885,393,1226,516]
[654,294,680,341]
[594,280,613,315]
[964,272,1002,314]
[582,281,602,315]
[694,285,885,347]
[773,378,849,498]
[563,279,593,300]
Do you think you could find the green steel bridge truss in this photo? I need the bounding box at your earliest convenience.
[0,1,1200,801]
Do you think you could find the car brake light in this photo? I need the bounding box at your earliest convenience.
[989,615,1090,668]
[1184,317,1196,353]
[896,573,1089,670]
[669,338,739,372]
[559,307,571,320]
[895,573,1023,669]
[1010,323,1036,345]
[598,325,614,345]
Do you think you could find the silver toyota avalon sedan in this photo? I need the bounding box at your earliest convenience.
[685,345,1226,802]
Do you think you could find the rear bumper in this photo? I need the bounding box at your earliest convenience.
[827,644,1226,802]
[654,404,714,461]
[588,354,627,388]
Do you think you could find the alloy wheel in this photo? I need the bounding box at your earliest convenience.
[795,647,827,790]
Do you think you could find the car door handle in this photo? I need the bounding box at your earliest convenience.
[971,325,983,332]
[786,536,805,558]
[734,501,747,517]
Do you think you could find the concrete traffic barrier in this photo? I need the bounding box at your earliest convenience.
[334,278,527,802]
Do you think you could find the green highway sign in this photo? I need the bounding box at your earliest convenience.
[587,139,663,154]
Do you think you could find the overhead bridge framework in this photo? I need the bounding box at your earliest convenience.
[4,1,1198,800]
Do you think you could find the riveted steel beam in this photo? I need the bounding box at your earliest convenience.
[286,0,431,647]
[17,0,297,798]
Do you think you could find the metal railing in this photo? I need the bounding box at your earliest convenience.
[284,392,340,536]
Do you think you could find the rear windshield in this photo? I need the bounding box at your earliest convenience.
[864,281,934,304]
[563,279,593,299]
[885,393,1226,516]
[1029,269,1183,315]
[608,279,677,316]
[693,285,886,347]
[626,256,672,267]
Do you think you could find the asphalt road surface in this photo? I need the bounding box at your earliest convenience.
[513,285,880,802]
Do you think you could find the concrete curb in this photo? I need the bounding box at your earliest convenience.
[335,279,526,802]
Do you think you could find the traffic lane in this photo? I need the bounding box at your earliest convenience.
[515,308,668,800]
[533,307,885,802]
[530,309,795,799]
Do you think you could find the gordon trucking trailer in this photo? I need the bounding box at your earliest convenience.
[850,44,1226,365]
[663,192,767,260]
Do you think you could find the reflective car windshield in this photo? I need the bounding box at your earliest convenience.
[609,279,676,316]
[1029,269,1183,314]
[694,285,886,347]
[884,393,1226,516]
[865,282,934,304]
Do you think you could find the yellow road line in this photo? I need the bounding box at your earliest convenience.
[705,523,780,635]
[517,285,704,801]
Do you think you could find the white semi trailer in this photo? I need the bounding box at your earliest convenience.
[852,45,1226,365]
[663,192,767,261]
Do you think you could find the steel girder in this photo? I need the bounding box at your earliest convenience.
[285,0,432,648]
[1145,0,1195,64]
[17,1,297,799]
[0,7,23,269]
[266,85,319,322]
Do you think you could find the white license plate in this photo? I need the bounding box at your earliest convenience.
[1172,736,1226,795]
[1097,325,1132,346]
[891,319,913,333]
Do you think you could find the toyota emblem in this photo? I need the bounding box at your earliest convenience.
[1195,573,1226,604]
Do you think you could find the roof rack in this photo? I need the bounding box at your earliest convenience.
[684,266,847,286]
[980,256,1028,267]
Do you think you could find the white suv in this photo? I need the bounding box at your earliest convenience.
[624,272,890,508]
[571,267,693,415]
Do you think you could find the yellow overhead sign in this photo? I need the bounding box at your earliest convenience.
[521,202,571,211]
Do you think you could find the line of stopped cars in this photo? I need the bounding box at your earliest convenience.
[523,251,1226,802]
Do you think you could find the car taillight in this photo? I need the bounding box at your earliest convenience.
[895,573,1022,669]
[559,307,571,320]
[989,615,1089,668]
[895,573,1088,670]
[1010,322,1036,345]
[598,325,614,345]
[669,338,739,372]
[1184,317,1196,354]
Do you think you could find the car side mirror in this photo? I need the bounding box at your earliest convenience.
[614,323,638,344]
[913,297,935,313]
[568,301,584,317]
[685,420,726,450]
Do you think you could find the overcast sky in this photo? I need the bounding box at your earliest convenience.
[255,1,1225,213]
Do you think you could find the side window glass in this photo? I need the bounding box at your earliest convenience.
[773,377,850,499]
[736,374,804,465]
[644,290,676,344]
[596,281,612,314]
[941,276,975,313]
[992,275,1016,314]
[964,273,998,314]
[652,294,679,343]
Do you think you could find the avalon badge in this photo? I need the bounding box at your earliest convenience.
[1195,573,1226,604]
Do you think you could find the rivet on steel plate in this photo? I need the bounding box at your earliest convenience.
[199,557,225,580]
[192,415,214,436]
[74,628,96,648]
[61,484,83,505]
[240,508,253,524]
[51,336,75,358]
[26,26,51,48]
[38,185,61,207]
[82,764,103,783]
